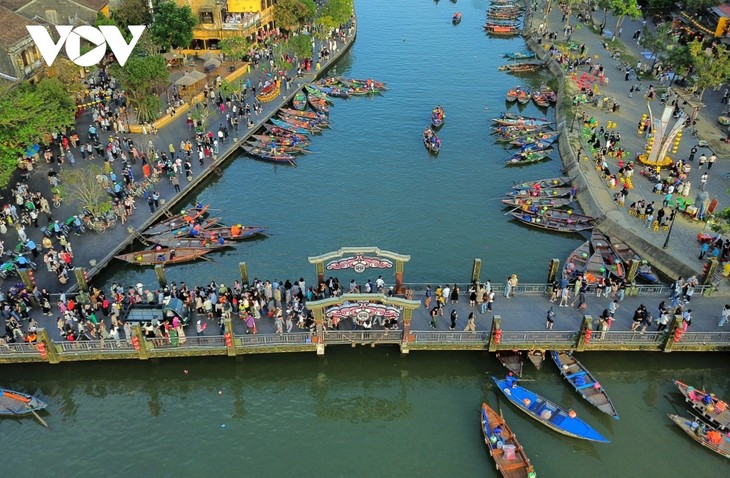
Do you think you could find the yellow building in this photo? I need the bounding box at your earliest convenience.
[176,0,276,50]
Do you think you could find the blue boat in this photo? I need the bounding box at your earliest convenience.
[269,119,311,135]
[491,376,610,443]
[551,351,619,419]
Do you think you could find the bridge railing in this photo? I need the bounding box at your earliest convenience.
[500,330,578,346]
[145,335,226,349]
[324,330,403,344]
[0,342,42,356]
[401,283,701,296]
[411,331,488,344]
[679,332,730,345]
[58,340,136,353]
[589,331,666,345]
[238,333,313,347]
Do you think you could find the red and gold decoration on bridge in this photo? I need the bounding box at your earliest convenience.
[309,247,411,294]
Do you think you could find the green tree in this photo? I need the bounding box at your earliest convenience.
[682,0,721,14]
[220,36,252,63]
[644,0,675,17]
[0,79,75,186]
[148,0,197,50]
[60,165,112,218]
[274,0,317,31]
[112,0,153,29]
[318,0,353,26]
[606,0,641,41]
[639,23,673,68]
[687,40,730,99]
[110,55,169,122]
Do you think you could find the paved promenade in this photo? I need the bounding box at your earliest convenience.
[529,4,730,282]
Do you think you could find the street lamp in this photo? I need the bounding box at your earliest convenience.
[662,207,678,249]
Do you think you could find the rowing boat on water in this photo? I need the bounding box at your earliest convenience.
[195,225,269,241]
[492,376,610,443]
[563,240,591,280]
[481,402,536,477]
[674,380,730,430]
[496,351,523,377]
[504,149,553,165]
[261,124,310,142]
[503,51,535,60]
[246,140,311,155]
[511,211,596,233]
[667,414,730,459]
[278,108,327,121]
[551,351,619,419]
[609,236,661,284]
[0,388,47,415]
[143,205,210,236]
[591,230,625,280]
[423,128,441,154]
[512,175,569,190]
[499,62,544,73]
[501,196,574,208]
[292,91,307,110]
[269,118,312,135]
[526,350,545,370]
[241,144,297,165]
[505,186,572,198]
[431,106,445,129]
[115,247,211,266]
[146,236,231,250]
[252,134,310,147]
[452,12,461,24]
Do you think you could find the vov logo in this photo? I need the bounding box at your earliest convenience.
[26,25,146,67]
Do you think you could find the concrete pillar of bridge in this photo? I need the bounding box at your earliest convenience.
[238,262,249,286]
[37,328,60,364]
[154,264,167,288]
[626,259,640,283]
[312,308,325,355]
[223,317,236,357]
[471,258,482,285]
[74,267,89,292]
[17,269,36,293]
[395,259,405,295]
[546,259,560,284]
[662,315,684,353]
[576,315,592,352]
[400,308,413,355]
[488,315,501,353]
[132,324,150,360]
[314,261,325,289]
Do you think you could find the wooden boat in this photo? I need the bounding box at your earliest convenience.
[194,225,268,241]
[492,376,609,443]
[485,24,521,36]
[517,140,554,153]
[667,414,730,459]
[278,108,327,121]
[510,211,595,233]
[492,126,546,136]
[246,140,311,155]
[505,88,520,103]
[674,380,730,430]
[499,63,544,73]
[551,351,619,419]
[241,145,296,165]
[252,134,310,147]
[315,85,351,98]
[146,236,231,250]
[503,51,536,60]
[590,230,625,280]
[532,90,550,108]
[494,117,552,127]
[496,351,523,377]
[502,196,574,209]
[505,186,572,198]
[0,388,47,415]
[539,84,557,104]
[423,128,441,154]
[452,12,462,24]
[510,134,558,148]
[307,94,330,114]
[337,77,388,92]
[563,241,591,280]
[608,237,661,284]
[256,81,280,102]
[115,247,211,266]
[277,113,326,132]
[143,205,210,236]
[504,149,553,165]
[481,402,536,478]
[261,124,310,142]
[526,350,545,370]
[292,91,307,110]
[269,118,312,135]
[304,84,335,103]
[431,106,445,129]
[516,89,532,105]
[511,175,569,192]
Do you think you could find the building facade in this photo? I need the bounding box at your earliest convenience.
[176,0,276,50]
[0,6,43,80]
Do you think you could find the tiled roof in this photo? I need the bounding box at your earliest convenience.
[0,0,30,11]
[70,0,109,11]
[0,6,38,48]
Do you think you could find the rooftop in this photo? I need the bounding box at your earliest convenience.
[0,6,39,48]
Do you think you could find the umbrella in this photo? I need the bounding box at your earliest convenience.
[174,70,206,87]
[199,51,217,62]
[163,51,182,61]
[203,58,221,70]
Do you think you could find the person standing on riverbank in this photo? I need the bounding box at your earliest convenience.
[449,310,458,330]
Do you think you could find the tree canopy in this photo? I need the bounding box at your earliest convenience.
[687,40,730,99]
[274,0,317,31]
[318,0,353,26]
[148,0,197,50]
[220,36,252,62]
[110,55,169,122]
[112,0,153,29]
[60,164,112,218]
[0,79,76,186]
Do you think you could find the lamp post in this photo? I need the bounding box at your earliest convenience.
[662,207,678,249]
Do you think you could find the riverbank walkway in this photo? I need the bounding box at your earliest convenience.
[526,4,730,283]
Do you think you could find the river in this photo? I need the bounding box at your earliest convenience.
[3,1,729,476]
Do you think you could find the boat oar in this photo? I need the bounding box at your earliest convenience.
[503,207,519,216]
[30,409,49,429]
[664,394,682,415]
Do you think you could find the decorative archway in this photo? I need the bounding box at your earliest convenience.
[308,247,411,294]
[306,293,422,347]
